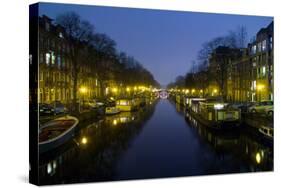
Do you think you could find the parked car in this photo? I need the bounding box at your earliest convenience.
[51,101,68,114]
[264,106,273,116]
[248,100,273,114]
[39,103,54,115]
[229,102,256,113]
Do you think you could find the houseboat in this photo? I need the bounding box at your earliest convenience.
[116,99,138,111]
[185,97,206,111]
[39,116,79,154]
[187,98,241,129]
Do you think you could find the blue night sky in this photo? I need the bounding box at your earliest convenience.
[39,3,273,86]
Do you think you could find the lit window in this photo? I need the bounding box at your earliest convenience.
[252,45,256,54]
[45,53,50,65]
[51,52,55,65]
[59,32,63,38]
[262,40,267,51]
[252,80,256,90]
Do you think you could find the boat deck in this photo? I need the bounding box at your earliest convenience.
[39,120,75,142]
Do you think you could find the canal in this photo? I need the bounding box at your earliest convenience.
[39,98,273,185]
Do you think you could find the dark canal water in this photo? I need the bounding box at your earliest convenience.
[39,99,273,185]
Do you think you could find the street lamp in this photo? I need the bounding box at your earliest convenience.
[79,86,88,112]
[257,84,264,101]
[192,89,195,95]
[79,86,87,94]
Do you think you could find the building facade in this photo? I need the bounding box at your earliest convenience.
[38,15,99,105]
[207,21,273,103]
[248,21,273,102]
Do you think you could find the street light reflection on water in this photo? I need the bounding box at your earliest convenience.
[39,99,273,185]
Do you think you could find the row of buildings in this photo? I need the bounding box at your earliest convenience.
[37,15,157,105]
[206,21,273,102]
[38,15,99,104]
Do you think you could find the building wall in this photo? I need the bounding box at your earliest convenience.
[38,15,99,105]
[208,21,273,103]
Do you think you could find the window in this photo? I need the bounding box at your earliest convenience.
[262,66,266,76]
[51,52,55,65]
[45,53,50,65]
[270,37,273,50]
[252,45,256,54]
[258,42,262,52]
[252,80,256,90]
[57,55,61,68]
[59,32,63,38]
[262,40,267,51]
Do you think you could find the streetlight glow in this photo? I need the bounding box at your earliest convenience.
[257,84,264,91]
[79,87,87,94]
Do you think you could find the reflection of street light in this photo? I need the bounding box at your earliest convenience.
[113,119,118,126]
[256,152,261,164]
[81,137,88,145]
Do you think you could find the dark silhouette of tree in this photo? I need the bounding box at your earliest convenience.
[56,11,94,112]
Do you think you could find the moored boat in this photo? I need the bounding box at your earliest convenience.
[187,98,241,129]
[116,99,138,111]
[258,126,273,140]
[39,116,79,154]
[105,106,121,115]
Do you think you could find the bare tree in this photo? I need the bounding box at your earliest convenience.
[56,11,94,112]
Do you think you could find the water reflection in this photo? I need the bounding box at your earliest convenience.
[184,110,273,172]
[39,100,157,185]
[38,99,273,185]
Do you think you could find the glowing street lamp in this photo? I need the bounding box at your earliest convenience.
[192,89,195,94]
[112,87,118,93]
[126,87,131,92]
[79,86,87,94]
[257,84,265,91]
[257,84,265,101]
